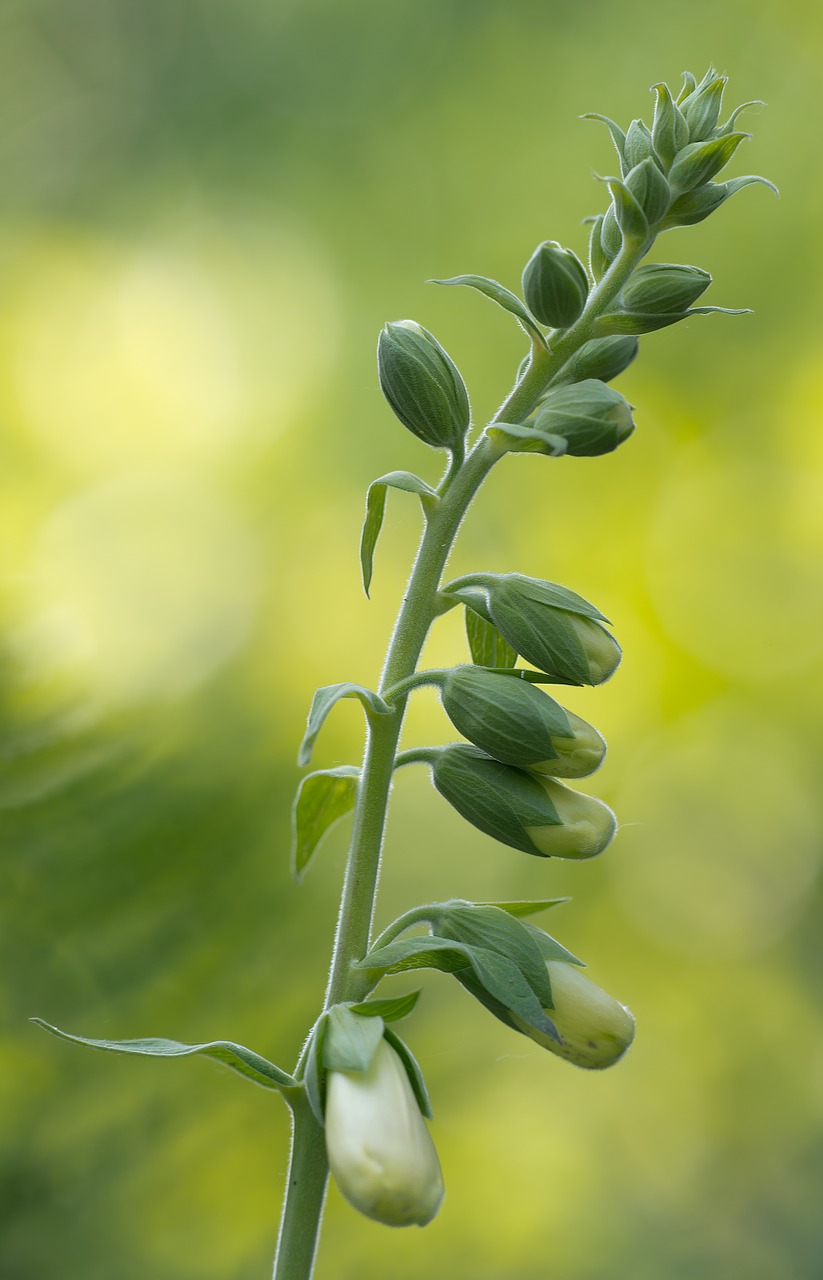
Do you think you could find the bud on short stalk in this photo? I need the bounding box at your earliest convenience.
[533,379,635,457]
[511,960,635,1069]
[325,1038,444,1228]
[522,241,590,329]
[555,335,639,386]
[377,320,470,452]
[431,744,616,859]
[621,262,711,313]
[440,667,606,778]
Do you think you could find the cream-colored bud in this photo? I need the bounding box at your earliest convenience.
[568,615,622,684]
[531,711,606,779]
[325,1038,444,1228]
[513,961,635,1069]
[525,778,616,858]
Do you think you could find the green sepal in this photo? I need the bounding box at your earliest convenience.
[600,204,622,262]
[323,1004,385,1072]
[553,335,639,386]
[441,665,573,768]
[486,421,568,458]
[360,471,438,598]
[434,902,553,1006]
[651,82,689,167]
[624,157,671,225]
[30,1019,295,1092]
[594,306,748,337]
[430,743,561,855]
[623,119,660,170]
[356,933,559,1041]
[717,101,766,136]
[581,113,627,174]
[676,71,698,105]
[382,1027,433,1119]
[465,608,517,669]
[668,132,749,195]
[430,274,547,346]
[621,262,711,313]
[350,991,422,1022]
[679,71,726,142]
[523,922,584,968]
[607,177,649,243]
[480,898,570,918]
[659,174,777,230]
[291,766,360,881]
[587,214,609,282]
[298,683,392,767]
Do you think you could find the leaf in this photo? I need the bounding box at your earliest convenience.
[523,923,584,967]
[298,683,392,767]
[30,1019,295,1091]
[356,935,558,1040]
[349,990,422,1022]
[360,471,438,598]
[580,113,627,174]
[431,275,547,346]
[465,608,517,669]
[323,1004,385,1072]
[437,904,553,1006]
[382,1027,433,1118]
[486,422,568,457]
[291,766,359,881]
[481,898,570,918]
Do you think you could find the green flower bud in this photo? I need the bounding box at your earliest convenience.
[624,158,671,226]
[668,132,748,196]
[680,71,726,142]
[623,119,658,170]
[377,320,470,451]
[651,82,689,168]
[325,1037,444,1227]
[587,215,610,283]
[556,335,639,385]
[431,744,616,859]
[533,379,634,457]
[511,960,635,1069]
[522,241,589,329]
[621,262,711,313]
[440,667,606,777]
[600,204,622,261]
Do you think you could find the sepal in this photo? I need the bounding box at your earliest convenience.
[668,132,749,195]
[651,82,689,167]
[621,262,711,313]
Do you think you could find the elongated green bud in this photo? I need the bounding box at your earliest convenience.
[621,262,711,313]
[377,320,470,451]
[624,157,671,225]
[555,335,639,385]
[651,82,689,168]
[431,744,616,859]
[440,667,606,777]
[680,71,726,142]
[533,379,634,457]
[325,1038,444,1227]
[668,132,748,195]
[511,961,635,1069]
[587,215,610,283]
[623,119,657,169]
[522,241,589,329]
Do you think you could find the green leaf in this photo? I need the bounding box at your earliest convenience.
[30,1019,295,1091]
[437,904,553,1005]
[480,898,570,917]
[431,275,547,346]
[382,1027,433,1118]
[486,422,568,457]
[523,922,585,968]
[581,113,628,175]
[356,935,558,1040]
[465,608,517,669]
[360,471,438,598]
[298,683,392,767]
[291,766,360,881]
[349,991,422,1022]
[323,1004,385,1072]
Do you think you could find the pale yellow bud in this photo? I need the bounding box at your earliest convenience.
[513,961,635,1069]
[525,778,616,858]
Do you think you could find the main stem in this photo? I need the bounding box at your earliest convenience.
[272,231,650,1280]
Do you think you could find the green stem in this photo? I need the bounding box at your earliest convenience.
[272,1096,329,1280]
[272,221,656,1280]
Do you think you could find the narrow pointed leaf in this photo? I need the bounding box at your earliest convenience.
[481,898,570,917]
[360,471,438,598]
[30,1019,295,1091]
[465,608,517,669]
[349,991,422,1022]
[299,683,392,767]
[431,275,547,346]
[291,766,360,881]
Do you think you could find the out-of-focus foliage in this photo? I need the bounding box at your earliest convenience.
[1,2,821,1278]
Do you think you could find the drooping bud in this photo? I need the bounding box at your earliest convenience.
[533,379,634,457]
[511,960,635,1069]
[439,667,606,778]
[668,132,749,195]
[431,744,616,859]
[651,82,689,168]
[377,320,470,451]
[325,1037,444,1227]
[621,262,711,313]
[556,335,639,385]
[522,241,589,329]
[624,158,672,225]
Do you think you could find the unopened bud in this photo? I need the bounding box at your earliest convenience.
[440,667,605,778]
[668,132,748,195]
[556,335,639,385]
[623,119,657,170]
[512,960,635,1069]
[680,71,726,142]
[377,321,470,451]
[651,82,689,168]
[522,241,590,329]
[325,1037,444,1227]
[621,262,711,313]
[625,158,671,225]
[533,379,634,457]
[431,744,616,859]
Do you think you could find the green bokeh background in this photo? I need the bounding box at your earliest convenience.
[2,3,822,1277]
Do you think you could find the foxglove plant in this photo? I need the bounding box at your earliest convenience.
[33,69,774,1279]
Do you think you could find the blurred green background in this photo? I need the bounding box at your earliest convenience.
[2,1,821,1277]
